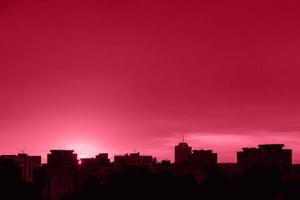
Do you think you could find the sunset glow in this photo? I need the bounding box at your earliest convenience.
[1,0,300,163]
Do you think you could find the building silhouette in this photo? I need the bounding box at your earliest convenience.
[191,149,217,167]
[80,153,110,167]
[114,152,156,166]
[0,153,41,182]
[2,142,300,200]
[42,150,79,200]
[78,153,112,188]
[175,142,192,164]
[47,150,78,168]
[237,144,292,171]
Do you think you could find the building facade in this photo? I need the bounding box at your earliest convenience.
[174,142,192,164]
[114,152,155,166]
[191,149,217,167]
[0,153,41,182]
[43,150,79,200]
[237,144,292,171]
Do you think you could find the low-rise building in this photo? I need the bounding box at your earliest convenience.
[191,149,217,167]
[0,153,41,182]
[237,144,292,171]
[114,152,155,166]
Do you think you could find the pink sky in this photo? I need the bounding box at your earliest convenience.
[1,0,300,163]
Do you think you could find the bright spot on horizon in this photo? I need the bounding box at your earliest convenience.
[66,143,101,159]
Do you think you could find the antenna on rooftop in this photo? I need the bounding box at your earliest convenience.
[182,134,185,143]
[21,147,26,154]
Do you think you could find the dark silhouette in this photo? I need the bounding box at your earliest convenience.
[174,141,192,164]
[0,157,39,200]
[1,143,300,200]
[237,144,292,172]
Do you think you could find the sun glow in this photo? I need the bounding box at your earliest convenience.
[66,143,101,159]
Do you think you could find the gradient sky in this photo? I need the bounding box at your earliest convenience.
[1,0,300,163]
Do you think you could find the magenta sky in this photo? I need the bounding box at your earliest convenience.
[1,0,300,163]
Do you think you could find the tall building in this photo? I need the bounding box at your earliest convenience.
[43,150,79,200]
[191,149,217,167]
[0,153,41,182]
[174,142,192,164]
[237,144,292,171]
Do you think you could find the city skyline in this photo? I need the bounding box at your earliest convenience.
[1,131,299,163]
[0,141,295,164]
[1,141,296,200]
[2,1,300,200]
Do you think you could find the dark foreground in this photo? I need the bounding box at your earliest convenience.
[1,158,300,200]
